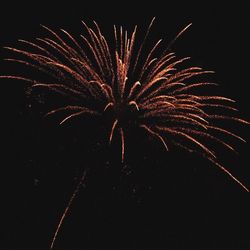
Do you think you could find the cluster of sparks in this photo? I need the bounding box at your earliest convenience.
[1,19,249,191]
[2,18,249,249]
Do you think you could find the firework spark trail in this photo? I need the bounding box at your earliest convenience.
[50,169,88,249]
[1,19,249,248]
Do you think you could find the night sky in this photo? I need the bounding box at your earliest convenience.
[1,2,250,250]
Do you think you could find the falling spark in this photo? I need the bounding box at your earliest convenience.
[50,169,88,249]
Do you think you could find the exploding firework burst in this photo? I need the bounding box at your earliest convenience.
[1,18,249,248]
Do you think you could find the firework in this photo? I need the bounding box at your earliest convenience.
[1,18,249,248]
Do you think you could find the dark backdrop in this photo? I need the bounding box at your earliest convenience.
[1,1,250,250]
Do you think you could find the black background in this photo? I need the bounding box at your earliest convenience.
[1,1,250,250]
